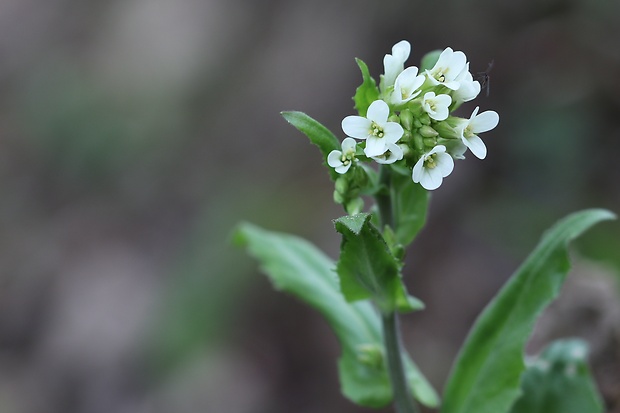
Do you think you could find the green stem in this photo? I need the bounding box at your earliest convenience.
[382,311,419,413]
[377,165,393,229]
[376,165,418,413]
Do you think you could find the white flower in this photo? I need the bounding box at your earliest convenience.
[381,40,411,91]
[455,106,499,159]
[421,92,452,121]
[390,66,425,106]
[342,100,404,158]
[371,142,403,164]
[412,145,454,190]
[327,137,358,174]
[425,47,467,90]
[452,64,481,104]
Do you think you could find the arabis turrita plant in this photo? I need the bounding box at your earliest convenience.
[236,40,614,413]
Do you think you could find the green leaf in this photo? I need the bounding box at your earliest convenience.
[441,209,616,413]
[234,222,438,408]
[420,49,442,71]
[353,58,380,117]
[281,111,341,180]
[510,339,603,413]
[391,170,430,246]
[334,213,424,313]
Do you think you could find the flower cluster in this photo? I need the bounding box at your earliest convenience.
[328,41,499,191]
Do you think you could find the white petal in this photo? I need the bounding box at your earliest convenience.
[421,168,443,190]
[341,137,357,152]
[392,40,411,61]
[383,54,400,87]
[364,136,386,157]
[327,150,343,168]
[436,152,455,176]
[335,163,352,174]
[469,106,480,120]
[428,144,446,156]
[342,116,371,139]
[432,48,453,71]
[463,134,487,159]
[412,156,425,183]
[430,106,449,121]
[471,110,499,133]
[447,51,467,79]
[373,143,403,164]
[449,142,468,159]
[443,79,461,90]
[435,94,452,107]
[383,122,404,144]
[366,100,390,124]
[423,91,436,101]
[396,66,419,85]
[454,79,480,103]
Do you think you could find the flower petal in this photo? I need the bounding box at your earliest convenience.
[341,137,357,152]
[433,48,453,71]
[335,163,352,174]
[463,134,487,159]
[421,168,443,190]
[366,100,390,124]
[383,122,404,144]
[412,157,425,183]
[342,116,371,139]
[373,143,403,164]
[471,110,499,133]
[436,152,455,176]
[364,136,386,157]
[392,40,411,61]
[327,150,343,168]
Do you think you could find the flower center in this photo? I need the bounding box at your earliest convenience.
[370,122,385,139]
[434,71,446,83]
[424,154,438,169]
[464,125,474,138]
[340,149,356,165]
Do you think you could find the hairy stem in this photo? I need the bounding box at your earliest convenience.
[376,165,418,413]
[382,311,419,413]
[377,165,393,229]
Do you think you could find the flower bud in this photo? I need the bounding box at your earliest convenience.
[346,197,364,215]
[333,190,345,204]
[399,109,414,131]
[419,113,431,125]
[335,176,348,194]
[419,125,439,138]
[434,121,458,139]
[357,343,384,369]
[412,132,425,152]
[423,137,438,147]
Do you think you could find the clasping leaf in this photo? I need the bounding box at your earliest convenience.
[334,213,424,313]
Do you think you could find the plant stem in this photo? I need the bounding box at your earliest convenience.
[376,165,418,413]
[377,165,393,229]
[382,311,419,413]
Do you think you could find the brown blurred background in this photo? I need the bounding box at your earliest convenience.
[0,0,619,412]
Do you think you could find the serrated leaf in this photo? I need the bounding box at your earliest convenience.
[334,213,424,313]
[234,222,438,408]
[420,49,442,71]
[510,339,603,413]
[281,111,341,180]
[441,209,616,413]
[391,171,430,246]
[353,58,380,117]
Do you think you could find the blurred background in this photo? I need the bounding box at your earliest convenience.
[0,0,619,412]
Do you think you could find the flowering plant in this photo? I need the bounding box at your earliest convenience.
[235,41,615,413]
